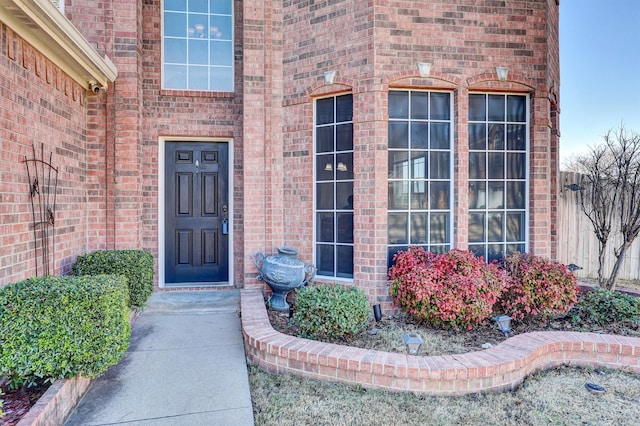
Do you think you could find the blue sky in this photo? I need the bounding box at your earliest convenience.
[559,0,640,165]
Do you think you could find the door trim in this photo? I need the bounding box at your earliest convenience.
[158,137,234,288]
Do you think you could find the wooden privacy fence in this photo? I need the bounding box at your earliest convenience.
[557,171,640,281]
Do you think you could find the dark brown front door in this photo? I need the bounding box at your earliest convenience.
[165,142,229,284]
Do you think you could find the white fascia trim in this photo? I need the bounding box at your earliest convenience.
[0,0,117,89]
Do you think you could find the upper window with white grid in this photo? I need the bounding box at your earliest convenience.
[315,94,354,279]
[163,0,233,91]
[387,90,453,266]
[468,93,529,262]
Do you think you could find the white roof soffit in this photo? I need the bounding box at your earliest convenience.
[0,0,117,89]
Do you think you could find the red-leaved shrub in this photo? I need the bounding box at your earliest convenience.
[389,247,507,330]
[498,252,579,321]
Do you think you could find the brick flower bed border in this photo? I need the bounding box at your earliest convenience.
[241,288,640,395]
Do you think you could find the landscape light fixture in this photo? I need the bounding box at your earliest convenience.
[373,304,382,322]
[324,70,337,85]
[493,315,512,337]
[566,263,583,272]
[496,66,509,81]
[564,183,583,192]
[402,333,423,355]
[417,62,432,78]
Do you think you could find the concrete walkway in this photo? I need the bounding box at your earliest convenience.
[65,290,254,426]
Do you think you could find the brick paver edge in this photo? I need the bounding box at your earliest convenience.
[241,288,640,395]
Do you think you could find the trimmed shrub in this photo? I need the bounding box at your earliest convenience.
[571,287,640,326]
[72,249,154,307]
[292,283,370,340]
[389,248,507,330]
[499,252,579,321]
[0,275,131,388]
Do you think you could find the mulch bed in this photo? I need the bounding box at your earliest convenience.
[268,303,640,355]
[1,379,49,426]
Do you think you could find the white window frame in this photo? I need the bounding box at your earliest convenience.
[313,94,354,280]
[467,92,530,261]
[161,0,234,91]
[387,90,454,266]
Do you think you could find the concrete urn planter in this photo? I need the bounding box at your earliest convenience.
[254,247,315,311]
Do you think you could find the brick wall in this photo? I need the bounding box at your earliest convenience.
[275,0,560,304]
[0,25,90,285]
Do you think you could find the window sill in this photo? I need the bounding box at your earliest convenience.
[160,89,235,98]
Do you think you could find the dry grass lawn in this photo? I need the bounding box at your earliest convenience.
[249,365,640,425]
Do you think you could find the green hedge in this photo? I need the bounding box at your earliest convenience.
[292,283,370,340]
[0,275,131,388]
[72,249,154,307]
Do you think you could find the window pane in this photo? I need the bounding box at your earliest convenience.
[411,122,429,149]
[411,92,429,119]
[488,124,504,150]
[506,212,525,242]
[488,152,504,179]
[507,95,526,122]
[507,124,526,150]
[430,213,449,243]
[336,245,354,277]
[188,65,208,89]
[165,12,187,37]
[336,213,353,243]
[507,153,526,179]
[336,124,353,151]
[388,213,408,244]
[506,243,525,254]
[316,127,334,152]
[316,182,334,209]
[164,64,187,89]
[189,0,207,13]
[336,95,353,122]
[336,152,353,180]
[317,213,334,242]
[209,15,232,40]
[488,182,504,209]
[210,41,232,65]
[188,14,208,38]
[469,152,486,179]
[410,213,428,244]
[189,39,208,64]
[430,152,449,179]
[469,213,485,242]
[316,154,334,181]
[165,38,187,63]
[488,94,505,121]
[430,92,450,120]
[411,181,427,208]
[469,181,486,209]
[336,182,353,210]
[488,213,503,242]
[388,151,409,179]
[389,91,409,119]
[469,123,486,150]
[430,182,449,209]
[506,181,526,209]
[487,244,503,262]
[430,123,450,149]
[411,152,427,179]
[316,98,334,125]
[469,244,486,259]
[316,244,335,276]
[469,94,486,121]
[388,122,409,148]
[209,66,233,91]
[388,246,408,267]
[210,0,231,14]
[388,182,409,209]
[166,0,187,12]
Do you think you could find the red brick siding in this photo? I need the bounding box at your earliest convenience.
[0,26,90,285]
